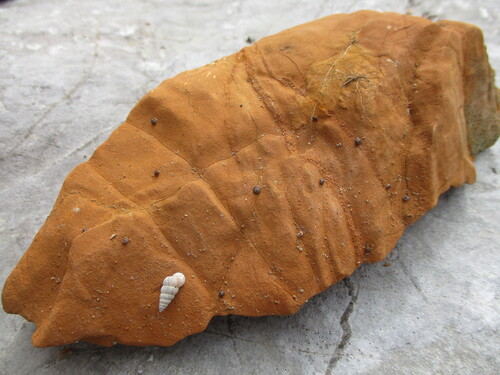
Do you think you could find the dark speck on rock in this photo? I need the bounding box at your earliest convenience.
[253,185,261,195]
[122,237,130,245]
[402,195,411,202]
[246,36,254,44]
[355,137,362,146]
[364,243,373,255]
[151,118,158,125]
[319,178,325,185]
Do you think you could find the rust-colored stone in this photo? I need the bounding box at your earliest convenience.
[2,11,499,347]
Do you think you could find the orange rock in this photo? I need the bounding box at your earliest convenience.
[2,11,499,347]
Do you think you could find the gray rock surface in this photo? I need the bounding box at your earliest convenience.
[0,0,498,374]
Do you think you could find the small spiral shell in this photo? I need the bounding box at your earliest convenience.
[158,272,185,312]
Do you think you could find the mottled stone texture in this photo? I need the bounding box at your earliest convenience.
[2,10,499,350]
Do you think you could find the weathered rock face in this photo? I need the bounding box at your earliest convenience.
[2,11,499,347]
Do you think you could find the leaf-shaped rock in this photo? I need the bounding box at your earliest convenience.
[2,11,499,347]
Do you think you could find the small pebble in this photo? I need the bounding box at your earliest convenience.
[385,184,391,189]
[253,185,261,195]
[151,118,158,125]
[82,228,89,233]
[355,137,362,146]
[402,195,411,202]
[218,290,225,297]
[312,116,319,122]
[297,231,304,238]
[154,169,160,177]
[122,237,130,245]
[319,178,325,186]
[109,234,117,240]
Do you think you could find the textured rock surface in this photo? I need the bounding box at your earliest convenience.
[3,9,498,349]
[1,1,499,374]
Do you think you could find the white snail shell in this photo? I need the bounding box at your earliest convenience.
[158,272,185,312]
